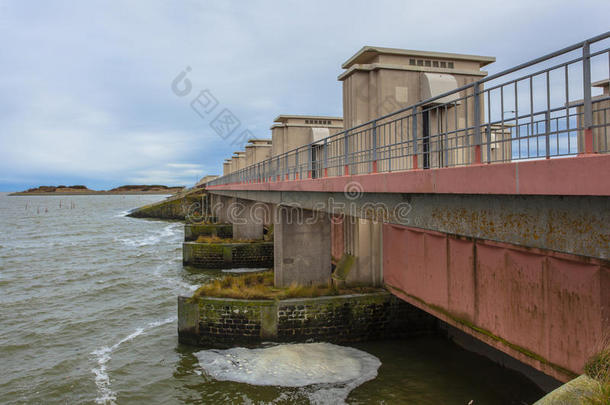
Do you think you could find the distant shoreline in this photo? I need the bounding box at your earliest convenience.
[8,184,185,196]
[8,191,177,196]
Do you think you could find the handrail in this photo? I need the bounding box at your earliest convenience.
[209,31,610,187]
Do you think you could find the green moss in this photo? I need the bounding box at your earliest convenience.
[128,189,206,220]
[332,254,355,281]
[585,348,610,382]
[582,344,610,404]
[193,271,382,300]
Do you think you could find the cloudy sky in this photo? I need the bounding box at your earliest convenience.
[0,0,608,191]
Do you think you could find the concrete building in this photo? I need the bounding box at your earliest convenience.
[271,115,343,157]
[339,46,511,171]
[232,151,246,172]
[245,139,272,166]
[223,159,232,176]
[577,79,610,153]
[271,115,344,179]
[195,175,218,188]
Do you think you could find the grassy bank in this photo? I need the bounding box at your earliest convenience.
[583,339,610,404]
[192,270,381,300]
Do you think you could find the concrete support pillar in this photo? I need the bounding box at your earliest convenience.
[274,207,331,287]
[232,199,264,241]
[331,214,345,261]
[344,216,383,286]
[211,195,233,224]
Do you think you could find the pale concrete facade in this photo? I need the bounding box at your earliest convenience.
[577,79,610,153]
[271,115,344,157]
[339,46,510,170]
[245,139,272,166]
[340,46,495,128]
[232,198,264,241]
[232,151,246,172]
[343,217,383,286]
[223,159,232,176]
[195,175,218,187]
[274,206,332,287]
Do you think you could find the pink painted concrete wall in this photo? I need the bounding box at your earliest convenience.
[383,223,609,382]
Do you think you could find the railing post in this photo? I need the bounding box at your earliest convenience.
[473,82,482,164]
[412,106,418,169]
[307,145,312,179]
[295,148,299,180]
[372,120,378,173]
[323,138,328,177]
[582,40,594,154]
[344,131,349,175]
[486,124,491,163]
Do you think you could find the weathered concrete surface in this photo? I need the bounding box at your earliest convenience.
[128,189,206,220]
[383,223,610,383]
[533,375,602,404]
[177,292,436,347]
[184,224,233,241]
[232,199,264,241]
[209,190,609,260]
[344,217,383,286]
[274,208,332,287]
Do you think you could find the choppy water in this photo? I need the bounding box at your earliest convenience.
[0,193,544,404]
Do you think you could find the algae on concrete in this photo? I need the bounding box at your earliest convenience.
[533,375,602,405]
[127,188,207,220]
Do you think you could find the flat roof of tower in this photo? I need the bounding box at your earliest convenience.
[273,114,343,123]
[247,138,272,143]
[342,46,496,69]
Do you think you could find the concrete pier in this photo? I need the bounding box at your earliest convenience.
[274,206,332,287]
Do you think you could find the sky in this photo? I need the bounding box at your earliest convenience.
[0,0,608,191]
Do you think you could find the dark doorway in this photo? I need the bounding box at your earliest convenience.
[423,110,430,169]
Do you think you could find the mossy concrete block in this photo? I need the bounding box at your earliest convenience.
[179,292,437,347]
[332,254,355,286]
[183,241,273,269]
[260,304,278,339]
[533,375,601,404]
[177,296,200,345]
[184,224,232,241]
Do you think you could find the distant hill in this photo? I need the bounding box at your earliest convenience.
[10,184,185,195]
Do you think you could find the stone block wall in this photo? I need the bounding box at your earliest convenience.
[276,293,435,342]
[178,292,437,347]
[183,242,274,268]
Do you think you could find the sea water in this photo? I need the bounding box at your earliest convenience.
[0,193,543,404]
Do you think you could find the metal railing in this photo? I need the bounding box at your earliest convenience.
[209,32,610,187]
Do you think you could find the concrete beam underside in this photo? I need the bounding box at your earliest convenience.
[208,191,609,260]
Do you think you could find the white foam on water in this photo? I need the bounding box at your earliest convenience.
[195,342,381,404]
[115,224,181,247]
[91,317,176,404]
[221,268,269,274]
